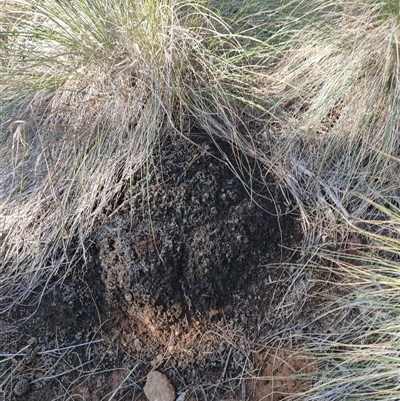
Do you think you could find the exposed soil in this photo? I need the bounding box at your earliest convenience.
[0,134,321,401]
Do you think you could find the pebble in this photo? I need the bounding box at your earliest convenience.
[143,371,175,401]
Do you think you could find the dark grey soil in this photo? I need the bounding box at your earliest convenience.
[98,134,300,339]
[0,134,313,401]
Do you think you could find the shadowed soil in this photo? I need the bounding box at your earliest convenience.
[0,134,319,401]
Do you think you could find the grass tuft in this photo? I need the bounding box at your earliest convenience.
[0,0,277,310]
[262,0,400,244]
[297,199,400,400]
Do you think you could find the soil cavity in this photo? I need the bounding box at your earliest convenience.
[97,135,300,339]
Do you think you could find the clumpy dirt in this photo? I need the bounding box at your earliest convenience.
[0,133,320,401]
[97,134,300,343]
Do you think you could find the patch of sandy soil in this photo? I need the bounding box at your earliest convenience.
[0,134,323,401]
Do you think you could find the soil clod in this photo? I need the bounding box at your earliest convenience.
[144,371,176,401]
[13,378,30,396]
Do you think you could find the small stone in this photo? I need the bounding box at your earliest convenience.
[13,378,30,396]
[150,354,163,368]
[144,371,175,401]
[133,338,142,350]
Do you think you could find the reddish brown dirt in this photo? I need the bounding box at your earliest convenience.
[245,347,316,401]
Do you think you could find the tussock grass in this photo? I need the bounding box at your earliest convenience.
[294,200,400,400]
[0,0,275,311]
[254,1,400,399]
[1,0,185,310]
[262,0,400,246]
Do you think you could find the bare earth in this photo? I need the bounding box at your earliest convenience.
[1,134,323,401]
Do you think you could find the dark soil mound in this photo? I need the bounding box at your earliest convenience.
[97,135,300,343]
[1,134,311,401]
